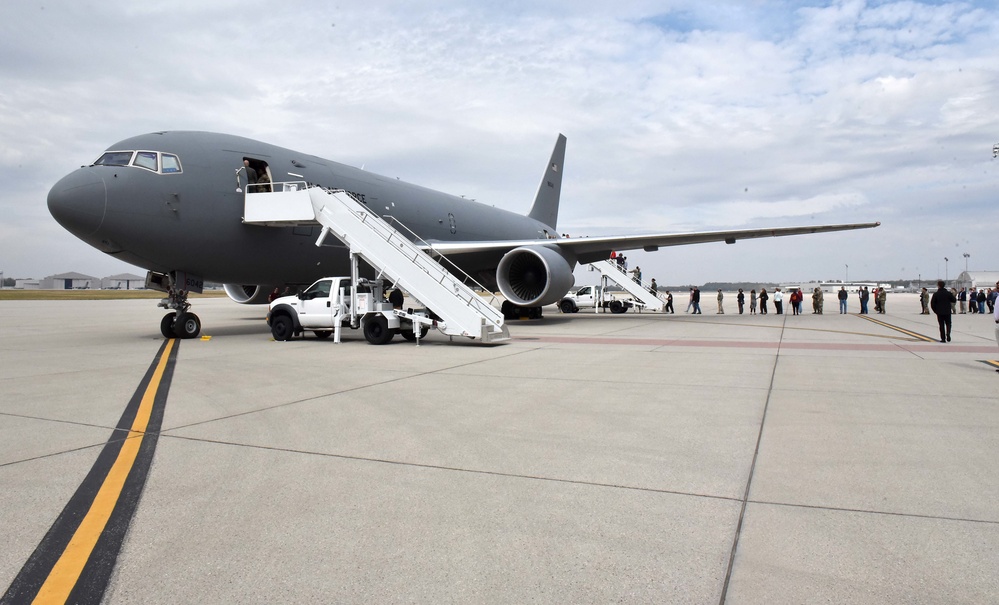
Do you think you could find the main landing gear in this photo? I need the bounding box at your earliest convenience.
[158,288,202,339]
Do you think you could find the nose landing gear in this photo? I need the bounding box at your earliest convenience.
[158,288,202,339]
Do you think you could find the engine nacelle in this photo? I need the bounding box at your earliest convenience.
[496,245,575,307]
[223,284,277,305]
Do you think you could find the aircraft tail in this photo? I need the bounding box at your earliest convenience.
[527,134,566,230]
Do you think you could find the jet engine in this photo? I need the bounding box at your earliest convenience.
[223,284,277,305]
[496,246,575,307]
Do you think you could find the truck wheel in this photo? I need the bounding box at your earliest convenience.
[314,330,332,339]
[174,312,201,338]
[559,299,576,314]
[363,316,394,344]
[271,315,294,341]
[610,300,626,314]
[160,313,176,338]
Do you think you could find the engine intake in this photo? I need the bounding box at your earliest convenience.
[223,284,276,304]
[496,246,575,307]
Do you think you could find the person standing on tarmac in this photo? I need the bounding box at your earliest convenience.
[838,286,848,314]
[717,289,724,314]
[920,287,930,314]
[773,288,784,315]
[930,280,956,343]
[692,287,702,314]
[993,281,999,371]
[737,288,745,314]
[664,291,674,313]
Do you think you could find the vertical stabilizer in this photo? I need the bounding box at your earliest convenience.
[527,134,566,230]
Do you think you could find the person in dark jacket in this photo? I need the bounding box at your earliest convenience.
[930,280,956,343]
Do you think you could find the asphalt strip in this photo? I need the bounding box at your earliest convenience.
[2,339,178,605]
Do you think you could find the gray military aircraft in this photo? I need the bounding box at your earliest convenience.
[47,131,879,339]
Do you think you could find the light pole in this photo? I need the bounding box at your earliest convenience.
[845,264,848,283]
[963,252,970,273]
[944,257,949,283]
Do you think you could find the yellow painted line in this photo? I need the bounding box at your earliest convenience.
[32,339,175,604]
[855,314,936,342]
[983,360,999,369]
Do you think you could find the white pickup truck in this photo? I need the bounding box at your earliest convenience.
[558,285,633,314]
[266,277,431,344]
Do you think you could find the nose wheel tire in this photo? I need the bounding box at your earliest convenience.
[160,313,176,338]
[173,312,201,339]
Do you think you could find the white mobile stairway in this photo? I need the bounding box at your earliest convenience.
[243,182,509,343]
[589,259,665,312]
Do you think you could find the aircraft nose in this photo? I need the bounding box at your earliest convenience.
[48,169,107,237]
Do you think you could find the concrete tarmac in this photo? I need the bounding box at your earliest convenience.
[1,294,998,603]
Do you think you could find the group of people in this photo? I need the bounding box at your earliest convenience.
[957,287,997,315]
[666,286,835,316]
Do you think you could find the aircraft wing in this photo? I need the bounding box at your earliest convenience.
[426,221,880,264]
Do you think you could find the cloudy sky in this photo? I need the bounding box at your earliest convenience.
[2,0,997,286]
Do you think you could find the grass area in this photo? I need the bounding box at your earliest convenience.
[0,289,228,301]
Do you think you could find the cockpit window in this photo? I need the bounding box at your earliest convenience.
[161,154,182,173]
[92,150,182,174]
[134,152,158,171]
[94,151,134,166]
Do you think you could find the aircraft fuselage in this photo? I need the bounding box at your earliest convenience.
[48,131,554,288]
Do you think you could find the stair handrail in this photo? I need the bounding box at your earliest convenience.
[313,187,504,330]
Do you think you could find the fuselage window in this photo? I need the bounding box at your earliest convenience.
[133,151,158,172]
[161,153,182,173]
[94,151,134,166]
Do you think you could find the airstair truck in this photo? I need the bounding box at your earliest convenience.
[267,277,431,344]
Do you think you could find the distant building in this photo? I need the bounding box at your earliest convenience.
[40,272,97,290]
[954,271,999,291]
[14,279,40,290]
[101,273,145,290]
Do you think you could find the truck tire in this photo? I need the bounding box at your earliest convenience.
[610,300,626,314]
[271,315,294,341]
[363,315,394,345]
[314,330,332,339]
[559,299,576,314]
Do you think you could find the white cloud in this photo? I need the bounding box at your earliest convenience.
[0,0,997,285]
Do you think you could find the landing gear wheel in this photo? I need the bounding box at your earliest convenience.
[363,316,394,345]
[314,330,332,339]
[271,315,294,341]
[529,306,543,319]
[610,300,626,314]
[501,300,517,320]
[173,312,201,339]
[160,313,176,338]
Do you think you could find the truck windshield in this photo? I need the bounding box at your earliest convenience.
[303,280,332,299]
